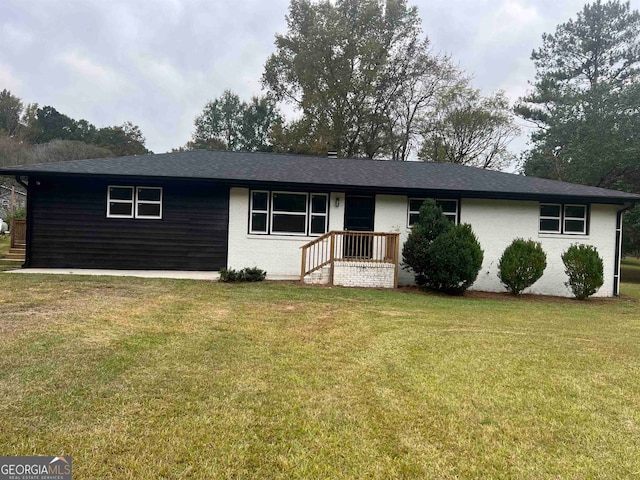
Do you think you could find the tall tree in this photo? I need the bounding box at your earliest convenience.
[188,90,280,152]
[263,0,460,160]
[0,90,23,137]
[516,0,640,254]
[420,89,520,170]
[516,0,640,188]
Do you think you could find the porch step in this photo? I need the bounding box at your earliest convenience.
[5,247,25,260]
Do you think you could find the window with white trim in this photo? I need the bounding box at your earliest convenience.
[248,190,328,236]
[539,203,587,234]
[250,190,269,234]
[135,187,162,219]
[107,186,163,219]
[107,186,134,218]
[309,193,328,234]
[408,198,458,226]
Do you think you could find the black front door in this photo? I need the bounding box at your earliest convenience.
[344,196,375,231]
[344,196,374,258]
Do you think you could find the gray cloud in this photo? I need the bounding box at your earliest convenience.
[1,0,637,154]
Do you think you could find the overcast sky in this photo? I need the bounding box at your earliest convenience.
[2,0,638,156]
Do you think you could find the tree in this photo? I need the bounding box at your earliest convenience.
[241,96,282,152]
[34,106,83,144]
[263,0,461,160]
[420,88,520,170]
[188,91,280,152]
[93,122,149,156]
[516,0,640,188]
[0,89,23,137]
[517,0,640,255]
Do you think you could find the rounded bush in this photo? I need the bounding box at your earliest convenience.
[561,244,604,300]
[403,200,483,294]
[498,238,547,295]
[424,224,484,295]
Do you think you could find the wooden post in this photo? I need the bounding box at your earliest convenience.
[329,231,335,285]
[301,246,307,281]
[393,234,399,288]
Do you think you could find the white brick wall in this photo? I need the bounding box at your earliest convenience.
[333,261,395,288]
[461,200,619,297]
[374,194,621,297]
[228,188,623,297]
[227,188,345,278]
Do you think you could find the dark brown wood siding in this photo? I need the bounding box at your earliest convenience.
[28,176,229,270]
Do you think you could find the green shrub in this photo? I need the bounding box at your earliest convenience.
[403,200,483,295]
[423,224,484,295]
[219,267,267,283]
[402,199,453,286]
[5,206,26,227]
[561,244,604,300]
[498,238,547,295]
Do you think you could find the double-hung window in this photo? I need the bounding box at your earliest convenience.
[107,186,163,219]
[539,203,587,235]
[249,190,328,236]
[108,186,134,218]
[408,198,458,226]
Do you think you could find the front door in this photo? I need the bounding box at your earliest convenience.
[344,196,374,258]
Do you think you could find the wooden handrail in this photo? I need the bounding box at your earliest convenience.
[301,230,400,285]
[10,218,26,249]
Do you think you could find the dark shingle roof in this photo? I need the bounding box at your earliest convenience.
[1,149,639,203]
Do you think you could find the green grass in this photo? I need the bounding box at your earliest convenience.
[0,234,10,257]
[0,235,21,271]
[1,276,640,479]
[622,257,640,284]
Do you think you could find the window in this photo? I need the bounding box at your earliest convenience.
[564,205,587,234]
[107,186,134,218]
[272,192,308,234]
[248,190,328,236]
[250,191,269,233]
[107,186,163,219]
[539,203,587,235]
[309,194,328,234]
[539,204,561,233]
[408,198,458,226]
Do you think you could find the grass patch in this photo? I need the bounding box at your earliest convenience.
[0,234,10,257]
[1,275,639,478]
[622,257,640,284]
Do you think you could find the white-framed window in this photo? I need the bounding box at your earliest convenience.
[539,203,587,235]
[408,198,458,226]
[309,193,328,235]
[563,204,587,234]
[249,190,269,234]
[107,186,134,218]
[539,203,561,233]
[107,185,163,219]
[271,191,308,235]
[135,187,162,219]
[248,190,329,236]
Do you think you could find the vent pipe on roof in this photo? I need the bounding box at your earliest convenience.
[327,151,338,158]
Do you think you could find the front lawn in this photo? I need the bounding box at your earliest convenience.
[1,276,639,478]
